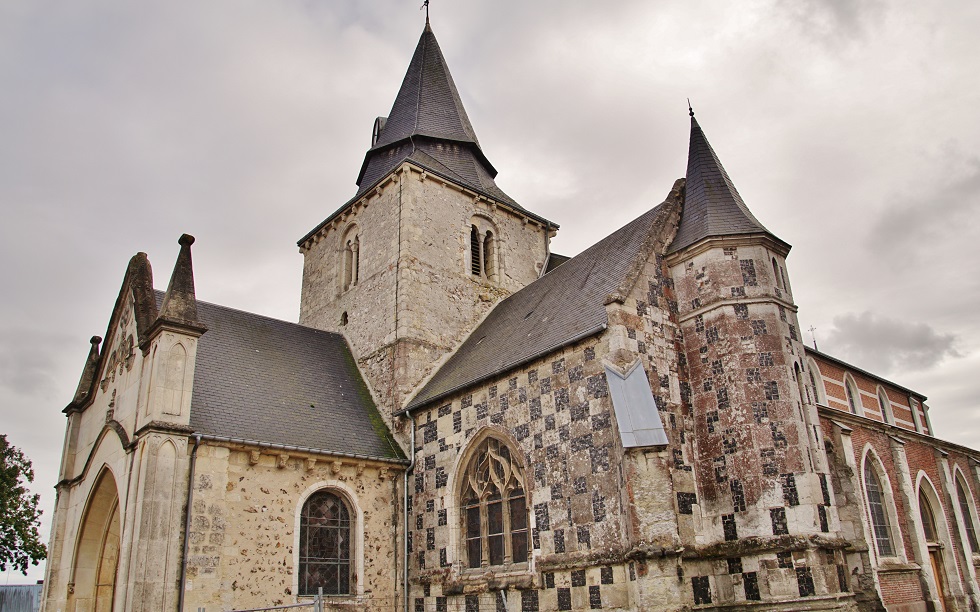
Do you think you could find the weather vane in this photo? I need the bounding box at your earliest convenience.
[687,98,694,118]
[808,325,819,351]
[421,0,429,22]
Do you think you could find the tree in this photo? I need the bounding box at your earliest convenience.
[0,434,46,574]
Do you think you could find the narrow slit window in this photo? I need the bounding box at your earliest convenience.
[864,462,895,557]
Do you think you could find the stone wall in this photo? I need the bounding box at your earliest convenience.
[183,444,402,611]
[298,164,552,418]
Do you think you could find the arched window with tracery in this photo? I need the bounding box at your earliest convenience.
[864,459,895,557]
[460,437,529,568]
[299,490,352,596]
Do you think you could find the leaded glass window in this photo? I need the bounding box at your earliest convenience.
[956,478,978,552]
[461,437,529,569]
[299,491,352,596]
[864,462,894,557]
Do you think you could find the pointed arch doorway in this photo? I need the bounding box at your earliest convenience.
[71,468,121,612]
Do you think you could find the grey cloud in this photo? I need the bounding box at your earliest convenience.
[777,0,887,43]
[822,311,962,375]
[0,329,75,399]
[867,155,980,266]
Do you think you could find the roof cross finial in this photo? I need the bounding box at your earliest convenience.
[808,325,819,351]
[687,98,695,118]
[421,0,429,24]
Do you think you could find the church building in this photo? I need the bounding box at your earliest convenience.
[41,19,980,612]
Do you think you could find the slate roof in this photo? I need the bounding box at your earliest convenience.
[669,116,781,253]
[404,201,674,411]
[155,292,404,462]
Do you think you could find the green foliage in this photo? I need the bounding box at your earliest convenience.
[0,434,46,574]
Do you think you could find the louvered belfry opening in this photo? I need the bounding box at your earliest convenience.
[470,225,481,275]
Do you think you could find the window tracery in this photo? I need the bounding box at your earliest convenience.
[460,437,528,568]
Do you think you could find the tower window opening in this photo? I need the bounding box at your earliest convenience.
[343,231,360,292]
[772,258,783,290]
[470,225,482,275]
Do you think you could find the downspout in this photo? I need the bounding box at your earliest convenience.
[177,433,202,612]
[403,413,416,612]
[540,221,551,278]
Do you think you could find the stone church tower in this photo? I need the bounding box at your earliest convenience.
[297,21,557,417]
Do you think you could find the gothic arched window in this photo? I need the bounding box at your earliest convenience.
[299,490,352,596]
[955,475,979,553]
[845,375,861,416]
[864,460,895,557]
[877,387,893,425]
[919,489,938,544]
[460,437,529,568]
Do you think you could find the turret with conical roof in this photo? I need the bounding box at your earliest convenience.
[666,112,833,557]
[298,21,556,419]
[670,112,788,255]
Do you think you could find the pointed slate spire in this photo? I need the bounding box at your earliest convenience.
[669,113,784,253]
[69,336,102,407]
[369,21,482,155]
[157,234,206,332]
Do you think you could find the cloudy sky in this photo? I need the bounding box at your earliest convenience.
[2,0,979,583]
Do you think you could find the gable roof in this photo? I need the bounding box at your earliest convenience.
[669,115,785,253]
[173,292,404,462]
[404,181,684,411]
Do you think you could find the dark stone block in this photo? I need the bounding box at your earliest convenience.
[781,473,799,506]
[727,557,742,574]
[544,414,556,430]
[438,509,447,526]
[572,569,586,587]
[777,551,793,568]
[465,595,478,612]
[534,503,550,531]
[601,566,614,584]
[744,572,760,601]
[557,587,572,611]
[587,374,608,398]
[730,479,746,512]
[589,585,602,609]
[521,590,539,612]
[569,365,584,382]
[570,403,589,421]
[530,397,542,420]
[692,576,712,605]
[554,529,565,553]
[771,507,788,535]
[796,567,815,597]
[545,572,555,589]
[723,514,737,541]
[577,525,591,548]
[677,492,697,514]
